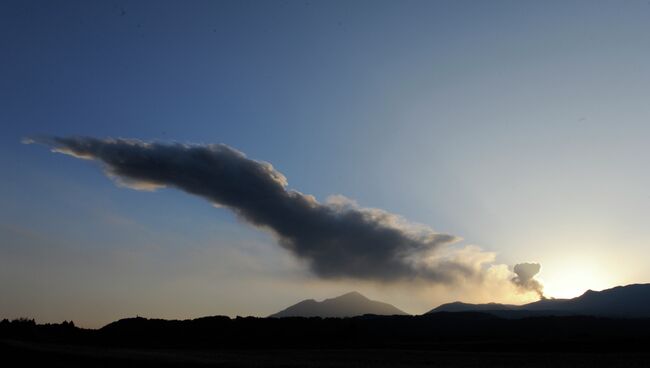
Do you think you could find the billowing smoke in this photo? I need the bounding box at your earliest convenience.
[512,262,545,299]
[28,136,496,283]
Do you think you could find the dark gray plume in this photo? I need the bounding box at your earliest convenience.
[512,262,544,299]
[30,136,475,283]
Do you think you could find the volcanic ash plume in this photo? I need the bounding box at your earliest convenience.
[512,262,545,299]
[28,136,491,283]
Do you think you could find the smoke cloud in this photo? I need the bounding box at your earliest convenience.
[512,262,544,299]
[29,136,501,283]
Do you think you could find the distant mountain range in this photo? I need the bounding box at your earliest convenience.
[269,291,408,318]
[270,284,650,319]
[429,283,650,318]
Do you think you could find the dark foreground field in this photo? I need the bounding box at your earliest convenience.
[3,313,650,367]
[4,340,650,368]
[5,340,650,368]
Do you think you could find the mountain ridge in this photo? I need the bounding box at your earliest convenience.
[270,291,408,318]
[429,283,650,318]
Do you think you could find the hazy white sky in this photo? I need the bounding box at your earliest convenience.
[1,0,649,327]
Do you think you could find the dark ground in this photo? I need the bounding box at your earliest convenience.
[3,314,650,367]
[3,340,650,367]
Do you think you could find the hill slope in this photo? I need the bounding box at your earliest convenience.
[270,291,408,318]
[429,283,650,318]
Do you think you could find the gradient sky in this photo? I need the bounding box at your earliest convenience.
[2,0,650,328]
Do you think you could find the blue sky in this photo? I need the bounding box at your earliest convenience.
[2,0,650,327]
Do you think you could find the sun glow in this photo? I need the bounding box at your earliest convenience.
[542,260,616,299]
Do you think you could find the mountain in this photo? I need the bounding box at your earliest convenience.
[270,291,408,318]
[432,301,518,312]
[428,283,650,318]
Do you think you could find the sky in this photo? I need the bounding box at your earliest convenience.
[1,0,650,328]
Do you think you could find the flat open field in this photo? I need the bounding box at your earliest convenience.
[3,339,650,368]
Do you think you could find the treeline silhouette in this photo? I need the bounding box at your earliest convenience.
[3,313,650,352]
[1,318,77,341]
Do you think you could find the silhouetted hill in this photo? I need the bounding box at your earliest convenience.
[4,313,650,351]
[5,312,650,367]
[270,291,408,317]
[429,283,650,318]
[4,283,650,367]
[432,301,518,312]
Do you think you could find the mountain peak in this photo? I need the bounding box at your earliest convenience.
[335,291,367,300]
[270,292,407,318]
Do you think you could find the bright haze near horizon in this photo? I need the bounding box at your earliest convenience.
[1,0,649,328]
